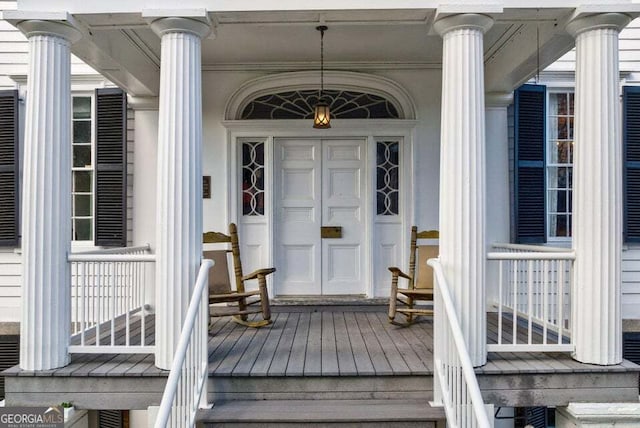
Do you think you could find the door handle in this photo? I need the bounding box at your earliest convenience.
[321,226,342,239]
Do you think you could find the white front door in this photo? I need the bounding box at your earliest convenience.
[274,138,366,295]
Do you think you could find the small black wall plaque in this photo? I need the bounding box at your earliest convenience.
[203,176,211,199]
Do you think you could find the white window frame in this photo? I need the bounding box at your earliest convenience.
[71,92,96,245]
[546,88,574,243]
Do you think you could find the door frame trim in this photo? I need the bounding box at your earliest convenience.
[224,119,418,298]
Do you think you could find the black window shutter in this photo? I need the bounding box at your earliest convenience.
[0,90,19,247]
[95,88,127,247]
[624,86,640,244]
[514,84,546,244]
[0,335,19,400]
[623,332,640,391]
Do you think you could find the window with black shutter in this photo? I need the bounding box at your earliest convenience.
[514,84,546,243]
[624,86,640,244]
[95,88,127,247]
[0,90,19,247]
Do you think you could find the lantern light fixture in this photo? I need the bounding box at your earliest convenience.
[313,25,331,129]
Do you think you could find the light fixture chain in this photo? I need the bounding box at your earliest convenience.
[320,27,324,97]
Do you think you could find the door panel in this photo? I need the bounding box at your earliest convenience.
[321,139,365,294]
[274,138,365,296]
[274,139,322,295]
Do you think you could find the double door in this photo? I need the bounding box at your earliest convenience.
[274,138,366,295]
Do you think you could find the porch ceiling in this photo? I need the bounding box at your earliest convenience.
[69,8,579,96]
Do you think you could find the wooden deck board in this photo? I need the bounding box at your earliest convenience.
[286,312,310,376]
[268,312,299,376]
[321,312,340,376]
[373,312,428,374]
[333,311,357,375]
[344,311,375,375]
[303,312,322,376]
[231,314,275,376]
[365,312,411,374]
[355,312,393,375]
[251,313,288,376]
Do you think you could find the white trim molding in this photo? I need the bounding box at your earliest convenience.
[224,71,418,121]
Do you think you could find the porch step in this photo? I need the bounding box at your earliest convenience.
[197,399,445,427]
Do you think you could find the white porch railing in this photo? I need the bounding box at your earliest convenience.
[487,243,575,352]
[155,259,213,428]
[428,258,491,428]
[68,245,156,353]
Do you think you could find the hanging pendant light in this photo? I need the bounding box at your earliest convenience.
[313,25,331,129]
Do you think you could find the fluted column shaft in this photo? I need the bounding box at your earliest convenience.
[151,17,210,369]
[434,14,493,367]
[567,13,630,365]
[18,20,80,370]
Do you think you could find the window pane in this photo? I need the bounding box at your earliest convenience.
[376,141,399,215]
[557,117,568,140]
[74,194,92,216]
[73,145,92,167]
[74,219,92,241]
[569,93,574,115]
[548,117,558,141]
[73,171,92,192]
[241,142,265,216]
[73,97,91,119]
[568,117,574,140]
[73,121,91,143]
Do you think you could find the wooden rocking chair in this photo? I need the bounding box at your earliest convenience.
[388,227,439,326]
[203,223,274,328]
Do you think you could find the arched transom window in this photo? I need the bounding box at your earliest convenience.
[240,89,401,120]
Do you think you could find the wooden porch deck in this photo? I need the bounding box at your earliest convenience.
[4,306,639,410]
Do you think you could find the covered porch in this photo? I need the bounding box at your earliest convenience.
[4,306,639,412]
[5,1,640,426]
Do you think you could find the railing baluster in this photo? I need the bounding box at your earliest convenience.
[558,260,565,344]
[542,260,549,345]
[527,260,533,345]
[498,260,503,346]
[512,260,518,345]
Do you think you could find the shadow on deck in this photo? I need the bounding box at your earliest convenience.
[3,306,639,410]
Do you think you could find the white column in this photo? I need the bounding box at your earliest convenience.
[17,19,80,370]
[566,13,630,365]
[150,17,211,370]
[434,13,493,367]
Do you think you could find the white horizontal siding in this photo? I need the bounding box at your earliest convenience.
[0,1,101,90]
[0,251,21,323]
[546,17,640,73]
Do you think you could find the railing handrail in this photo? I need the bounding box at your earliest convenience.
[428,258,491,428]
[68,254,156,263]
[491,242,571,253]
[154,259,214,428]
[487,251,575,261]
[71,244,151,255]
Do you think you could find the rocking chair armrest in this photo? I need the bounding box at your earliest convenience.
[242,268,276,281]
[388,267,412,280]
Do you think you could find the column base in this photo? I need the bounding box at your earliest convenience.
[556,403,640,427]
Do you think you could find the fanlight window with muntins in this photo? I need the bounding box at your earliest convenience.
[240,89,400,120]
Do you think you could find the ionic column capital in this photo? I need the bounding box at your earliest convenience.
[148,16,213,39]
[566,12,631,38]
[433,13,494,37]
[16,19,81,43]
